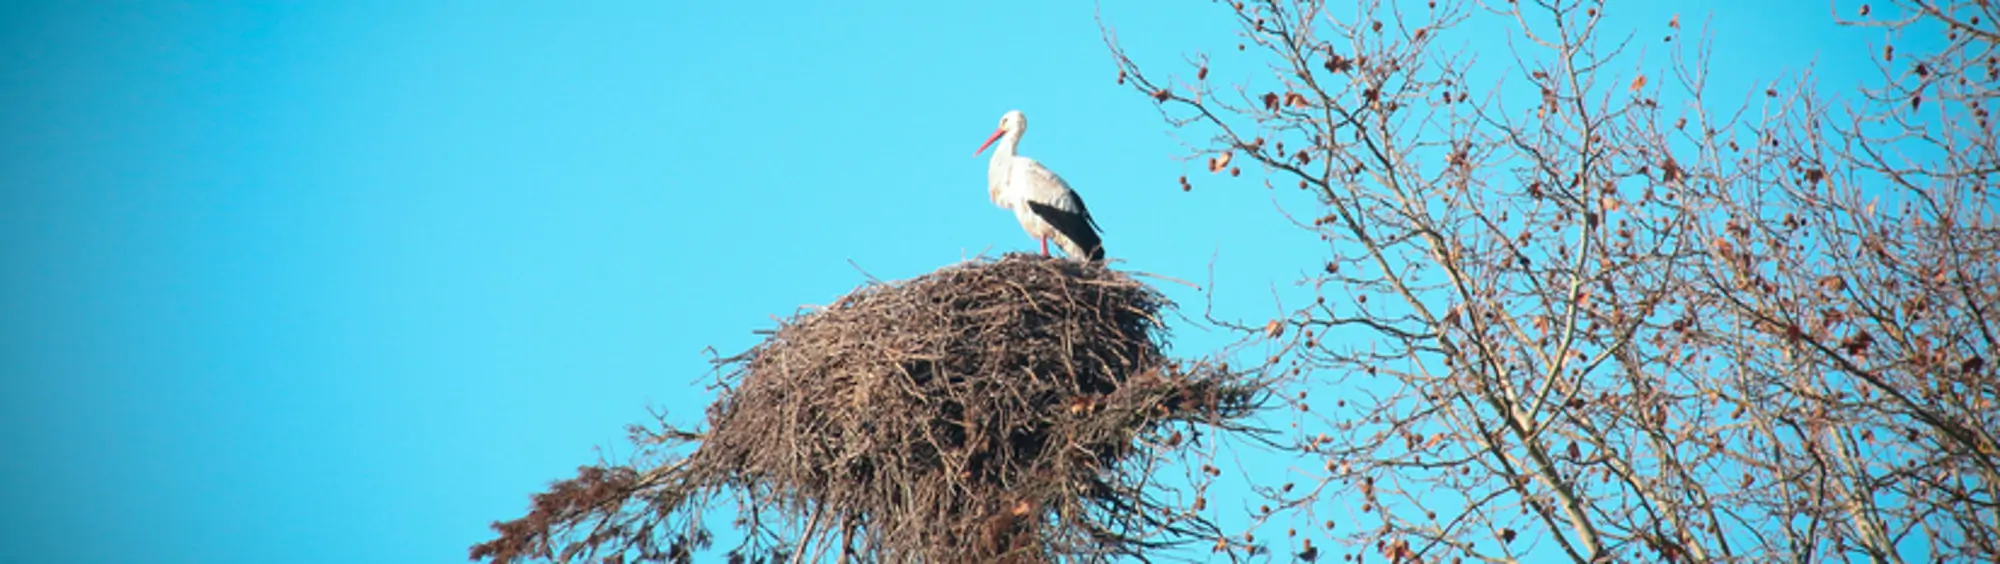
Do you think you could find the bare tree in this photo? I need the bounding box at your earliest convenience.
[1103,0,1996,561]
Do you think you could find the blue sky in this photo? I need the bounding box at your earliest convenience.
[0,2,1893,562]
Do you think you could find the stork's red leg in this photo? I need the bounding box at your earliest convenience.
[1040,238,1050,256]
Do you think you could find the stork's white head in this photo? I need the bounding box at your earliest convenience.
[973,110,1028,156]
[996,110,1026,135]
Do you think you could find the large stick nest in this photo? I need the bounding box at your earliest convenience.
[473,255,1263,563]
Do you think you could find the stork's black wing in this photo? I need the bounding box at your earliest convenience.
[1028,197,1105,261]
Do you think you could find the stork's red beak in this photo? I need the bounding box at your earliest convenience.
[973,128,1005,156]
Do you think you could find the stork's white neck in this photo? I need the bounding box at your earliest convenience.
[984,127,1024,207]
[990,128,1021,160]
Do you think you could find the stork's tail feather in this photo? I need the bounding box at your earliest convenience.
[1074,232,1105,262]
[1061,235,1105,262]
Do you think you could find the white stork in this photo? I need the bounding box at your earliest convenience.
[972,110,1105,261]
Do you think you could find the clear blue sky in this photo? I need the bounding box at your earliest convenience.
[0,2,1888,562]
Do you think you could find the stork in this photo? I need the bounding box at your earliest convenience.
[973,110,1105,261]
